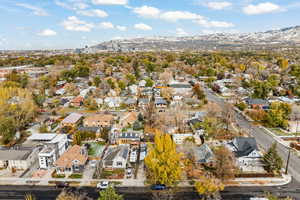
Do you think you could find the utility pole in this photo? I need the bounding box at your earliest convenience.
[285,147,291,175]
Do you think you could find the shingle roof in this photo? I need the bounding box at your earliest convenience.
[54,145,87,168]
[245,98,269,105]
[194,144,214,163]
[232,137,258,157]
[61,113,83,124]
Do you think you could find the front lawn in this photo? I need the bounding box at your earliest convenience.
[69,173,83,179]
[100,169,125,179]
[88,142,105,157]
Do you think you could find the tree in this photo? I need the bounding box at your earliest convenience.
[56,189,91,200]
[145,78,154,87]
[98,186,123,200]
[263,143,283,174]
[192,84,205,100]
[195,175,224,200]
[93,76,101,87]
[24,193,36,200]
[0,117,16,144]
[214,146,236,181]
[145,132,181,186]
[0,87,36,134]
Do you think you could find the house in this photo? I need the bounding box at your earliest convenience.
[139,80,146,88]
[83,114,114,128]
[194,144,214,164]
[154,97,168,109]
[54,145,88,175]
[102,144,130,169]
[0,147,40,170]
[245,98,269,110]
[140,88,153,97]
[138,98,150,109]
[119,112,138,128]
[228,137,262,167]
[116,132,142,145]
[61,113,83,127]
[70,96,84,107]
[168,82,192,95]
[123,98,137,110]
[104,97,122,108]
[27,133,69,169]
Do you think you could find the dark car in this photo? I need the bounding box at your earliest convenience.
[151,184,167,190]
[56,182,69,188]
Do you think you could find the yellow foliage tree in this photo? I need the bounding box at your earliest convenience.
[0,87,36,129]
[145,131,181,186]
[195,175,224,200]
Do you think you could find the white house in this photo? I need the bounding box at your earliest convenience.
[102,145,129,169]
[228,137,262,169]
[27,134,69,169]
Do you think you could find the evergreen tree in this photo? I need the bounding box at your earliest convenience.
[98,186,123,200]
[263,143,283,174]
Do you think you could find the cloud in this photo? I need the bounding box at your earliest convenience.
[133,6,161,18]
[92,0,128,5]
[206,1,232,10]
[116,25,127,31]
[16,3,49,16]
[176,28,188,36]
[160,11,203,22]
[55,0,89,10]
[77,9,108,18]
[38,29,57,36]
[134,23,152,31]
[243,2,281,15]
[196,19,234,28]
[99,22,114,29]
[62,16,94,32]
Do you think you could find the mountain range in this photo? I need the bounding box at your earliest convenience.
[90,26,300,52]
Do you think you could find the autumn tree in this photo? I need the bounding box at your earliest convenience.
[195,175,224,200]
[214,146,237,181]
[0,87,36,144]
[98,186,123,200]
[263,143,283,174]
[145,132,181,186]
[192,83,205,100]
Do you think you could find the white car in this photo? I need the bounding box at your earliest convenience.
[90,160,97,167]
[97,181,109,189]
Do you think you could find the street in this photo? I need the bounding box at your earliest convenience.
[204,87,300,183]
[0,182,299,200]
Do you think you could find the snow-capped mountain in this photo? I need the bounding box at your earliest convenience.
[91,26,300,52]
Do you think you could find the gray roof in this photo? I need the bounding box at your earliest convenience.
[169,84,191,88]
[139,98,150,104]
[103,145,129,162]
[232,137,258,157]
[245,98,269,105]
[194,144,214,163]
[124,98,137,105]
[154,98,167,105]
[0,148,35,161]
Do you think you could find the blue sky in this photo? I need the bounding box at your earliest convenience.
[0,0,300,50]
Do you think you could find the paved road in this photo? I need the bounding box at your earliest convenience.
[204,87,300,183]
[0,184,299,200]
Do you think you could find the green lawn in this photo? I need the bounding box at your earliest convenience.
[88,143,105,157]
[69,173,83,179]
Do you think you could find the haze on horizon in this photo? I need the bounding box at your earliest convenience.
[1,0,300,50]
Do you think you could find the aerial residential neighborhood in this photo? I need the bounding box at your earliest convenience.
[0,49,299,200]
[1,0,300,199]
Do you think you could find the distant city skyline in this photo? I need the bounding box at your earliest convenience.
[0,0,300,50]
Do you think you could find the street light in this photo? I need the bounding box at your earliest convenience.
[285,147,291,175]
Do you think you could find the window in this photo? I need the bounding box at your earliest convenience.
[116,162,123,166]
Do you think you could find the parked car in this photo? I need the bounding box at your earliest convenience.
[56,182,69,188]
[90,160,97,167]
[97,181,110,190]
[151,184,167,190]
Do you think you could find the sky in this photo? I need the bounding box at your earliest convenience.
[0,0,300,50]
